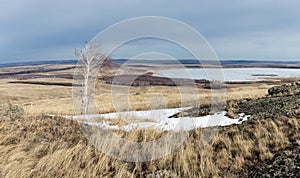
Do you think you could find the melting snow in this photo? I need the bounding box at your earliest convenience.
[67,107,249,131]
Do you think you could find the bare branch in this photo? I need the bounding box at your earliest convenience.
[74,42,108,115]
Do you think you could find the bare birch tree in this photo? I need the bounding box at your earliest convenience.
[74,43,109,115]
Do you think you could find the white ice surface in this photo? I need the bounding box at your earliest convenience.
[155,68,300,82]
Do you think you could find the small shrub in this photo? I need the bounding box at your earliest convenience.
[0,102,24,121]
[203,80,226,89]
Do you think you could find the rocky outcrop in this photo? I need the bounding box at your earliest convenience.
[226,82,300,119]
[268,81,300,96]
[248,145,300,177]
[173,81,300,119]
[235,95,299,119]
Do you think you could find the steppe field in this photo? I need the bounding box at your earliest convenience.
[0,62,299,177]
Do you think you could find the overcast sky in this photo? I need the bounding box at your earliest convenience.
[1,0,300,63]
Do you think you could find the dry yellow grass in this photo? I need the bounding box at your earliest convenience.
[0,77,275,115]
[1,62,299,115]
[0,63,299,177]
[0,110,298,177]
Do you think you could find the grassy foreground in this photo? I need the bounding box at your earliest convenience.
[0,83,299,178]
[0,101,300,177]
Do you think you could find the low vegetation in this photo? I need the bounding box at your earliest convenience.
[0,102,24,121]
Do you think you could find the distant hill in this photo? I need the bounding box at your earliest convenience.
[0,59,299,68]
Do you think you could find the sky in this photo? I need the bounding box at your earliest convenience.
[0,0,300,63]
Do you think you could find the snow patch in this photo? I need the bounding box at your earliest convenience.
[77,108,249,131]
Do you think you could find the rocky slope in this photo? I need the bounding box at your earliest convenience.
[227,81,299,119]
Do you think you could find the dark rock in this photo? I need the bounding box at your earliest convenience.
[268,81,300,96]
[248,146,300,177]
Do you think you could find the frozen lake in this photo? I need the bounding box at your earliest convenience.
[155,68,300,82]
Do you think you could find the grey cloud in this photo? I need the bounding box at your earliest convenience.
[0,0,300,62]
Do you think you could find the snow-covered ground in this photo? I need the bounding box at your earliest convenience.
[60,107,249,131]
